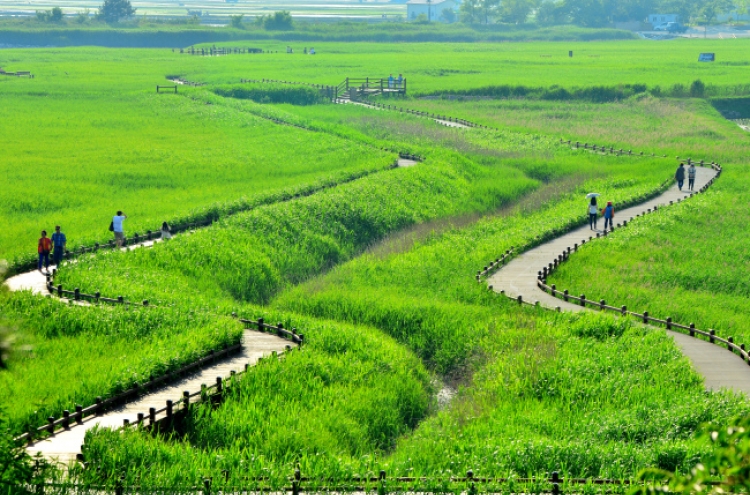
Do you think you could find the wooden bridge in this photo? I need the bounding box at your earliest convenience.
[241,77,407,102]
[335,77,406,101]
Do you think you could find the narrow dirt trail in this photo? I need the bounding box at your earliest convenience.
[488,166,750,395]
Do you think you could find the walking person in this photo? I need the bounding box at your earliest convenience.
[675,163,686,191]
[38,230,52,273]
[397,73,403,89]
[588,197,599,230]
[51,225,66,266]
[388,73,394,89]
[603,201,615,231]
[160,221,172,240]
[112,210,127,247]
[688,162,697,191]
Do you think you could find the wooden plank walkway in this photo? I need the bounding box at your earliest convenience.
[26,330,289,465]
[488,166,750,395]
[5,236,291,465]
[336,99,470,129]
[5,239,162,296]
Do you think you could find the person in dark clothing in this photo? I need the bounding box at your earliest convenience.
[51,225,66,265]
[603,201,615,231]
[675,163,686,191]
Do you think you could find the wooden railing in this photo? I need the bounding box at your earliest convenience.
[241,77,339,101]
[14,310,303,446]
[343,99,480,128]
[26,468,732,494]
[476,160,741,362]
[1,70,34,78]
[178,46,264,56]
[166,76,204,87]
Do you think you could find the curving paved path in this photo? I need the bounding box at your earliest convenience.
[488,166,750,395]
[5,236,290,465]
[336,98,470,129]
[26,331,288,465]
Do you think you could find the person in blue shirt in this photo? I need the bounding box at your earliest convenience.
[51,225,67,265]
[113,211,127,247]
[603,202,615,231]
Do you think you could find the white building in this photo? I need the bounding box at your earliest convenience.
[648,13,679,28]
[406,0,457,22]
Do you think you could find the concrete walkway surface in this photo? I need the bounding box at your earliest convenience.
[488,166,750,395]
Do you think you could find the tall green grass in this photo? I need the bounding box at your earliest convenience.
[80,316,433,488]
[0,292,241,435]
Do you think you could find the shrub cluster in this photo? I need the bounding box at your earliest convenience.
[213,83,324,106]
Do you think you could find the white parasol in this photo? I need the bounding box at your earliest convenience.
[585,193,600,199]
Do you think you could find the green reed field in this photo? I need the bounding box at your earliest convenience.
[56,105,746,485]
[0,50,394,268]
[3,38,750,488]
[3,39,750,264]
[68,141,746,486]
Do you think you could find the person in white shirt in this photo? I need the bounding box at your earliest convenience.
[588,198,598,230]
[113,210,127,247]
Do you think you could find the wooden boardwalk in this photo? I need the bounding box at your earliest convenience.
[26,330,289,465]
[488,166,750,395]
[5,237,291,465]
[336,99,470,129]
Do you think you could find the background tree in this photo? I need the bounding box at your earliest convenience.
[76,8,90,23]
[229,13,244,28]
[611,0,657,21]
[478,0,500,23]
[698,0,735,25]
[257,10,293,30]
[35,6,64,22]
[500,0,535,23]
[440,7,457,22]
[97,0,135,23]
[564,0,608,26]
[536,0,568,25]
[659,0,701,24]
[459,0,481,23]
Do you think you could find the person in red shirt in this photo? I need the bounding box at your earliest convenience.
[38,230,52,273]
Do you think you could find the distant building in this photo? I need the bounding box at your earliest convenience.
[406,0,457,22]
[648,13,679,28]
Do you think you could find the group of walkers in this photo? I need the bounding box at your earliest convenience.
[285,46,316,54]
[585,162,698,233]
[388,73,404,89]
[36,210,173,273]
[674,162,697,192]
[587,197,616,231]
[36,226,66,273]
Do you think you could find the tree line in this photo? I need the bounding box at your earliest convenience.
[458,0,747,27]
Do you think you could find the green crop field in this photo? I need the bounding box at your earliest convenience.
[2,36,750,492]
